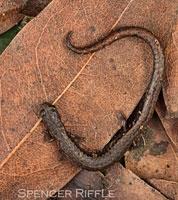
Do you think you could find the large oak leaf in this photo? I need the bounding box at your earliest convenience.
[0,0,177,199]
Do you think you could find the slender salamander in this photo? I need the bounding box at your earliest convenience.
[40,27,165,171]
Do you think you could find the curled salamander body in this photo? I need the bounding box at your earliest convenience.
[41,27,165,171]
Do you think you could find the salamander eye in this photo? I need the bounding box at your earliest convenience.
[40,109,46,117]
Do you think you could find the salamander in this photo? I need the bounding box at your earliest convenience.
[40,27,165,171]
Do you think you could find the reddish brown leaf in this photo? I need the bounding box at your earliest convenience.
[163,18,178,117]
[125,114,177,181]
[0,0,52,34]
[20,0,52,17]
[148,179,178,200]
[124,97,178,199]
[104,163,167,200]
[48,170,104,200]
[0,0,25,34]
[0,0,177,199]
[156,96,178,149]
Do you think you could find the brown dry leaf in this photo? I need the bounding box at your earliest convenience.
[20,0,52,17]
[148,179,178,200]
[49,170,104,200]
[125,114,177,192]
[0,0,25,34]
[0,0,51,34]
[104,163,167,200]
[163,18,178,118]
[124,95,178,198]
[156,96,178,150]
[0,0,178,199]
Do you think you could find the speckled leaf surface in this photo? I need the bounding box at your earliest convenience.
[0,0,177,199]
[125,111,178,199]
[0,0,25,34]
[104,163,167,200]
[125,115,177,181]
[163,18,178,117]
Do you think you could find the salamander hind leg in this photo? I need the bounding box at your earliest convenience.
[116,112,127,131]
